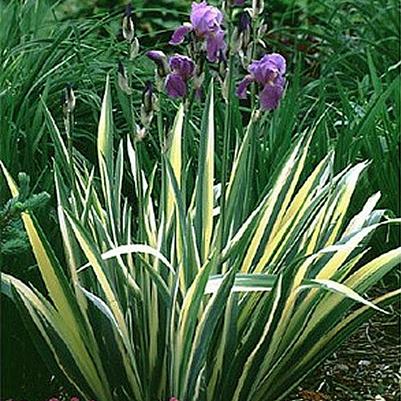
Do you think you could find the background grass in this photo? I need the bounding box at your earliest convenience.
[0,0,399,398]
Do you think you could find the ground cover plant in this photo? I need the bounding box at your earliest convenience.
[1,0,400,400]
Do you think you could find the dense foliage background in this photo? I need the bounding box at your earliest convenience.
[0,0,399,399]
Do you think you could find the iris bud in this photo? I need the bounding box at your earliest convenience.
[117,61,133,95]
[130,37,140,59]
[146,50,170,78]
[142,81,155,114]
[122,4,135,42]
[62,84,76,115]
[140,81,156,127]
[231,11,251,54]
[252,0,264,16]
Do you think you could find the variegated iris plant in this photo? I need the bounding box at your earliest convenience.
[1,77,400,401]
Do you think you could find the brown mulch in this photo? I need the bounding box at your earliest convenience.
[287,305,400,401]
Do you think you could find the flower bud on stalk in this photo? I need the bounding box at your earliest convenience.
[222,66,230,102]
[240,40,254,69]
[61,84,77,187]
[130,37,140,59]
[117,61,133,95]
[122,4,140,59]
[140,81,156,127]
[122,4,135,42]
[257,21,268,48]
[146,51,170,77]
[136,126,147,142]
[240,12,252,48]
[252,0,264,17]
[62,84,76,144]
[231,11,251,55]
[62,84,76,116]
[146,50,170,92]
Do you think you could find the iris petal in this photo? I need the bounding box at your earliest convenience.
[169,23,193,45]
[259,77,285,110]
[206,29,226,62]
[236,75,254,99]
[169,54,195,79]
[248,54,286,85]
[268,53,286,75]
[191,2,223,34]
[165,73,187,98]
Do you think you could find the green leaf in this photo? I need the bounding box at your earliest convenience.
[194,81,215,263]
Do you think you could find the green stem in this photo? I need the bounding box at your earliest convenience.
[250,14,260,110]
[219,57,235,274]
[243,14,261,215]
[132,93,145,244]
[65,112,73,180]
[156,97,164,152]
[134,141,145,241]
[64,111,80,211]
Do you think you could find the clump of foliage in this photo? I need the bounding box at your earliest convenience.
[1,0,400,400]
[0,173,49,256]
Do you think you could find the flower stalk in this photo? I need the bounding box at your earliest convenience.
[218,7,235,269]
[62,84,78,199]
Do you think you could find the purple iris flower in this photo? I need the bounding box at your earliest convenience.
[146,51,195,98]
[166,54,195,97]
[237,53,286,110]
[169,2,226,63]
